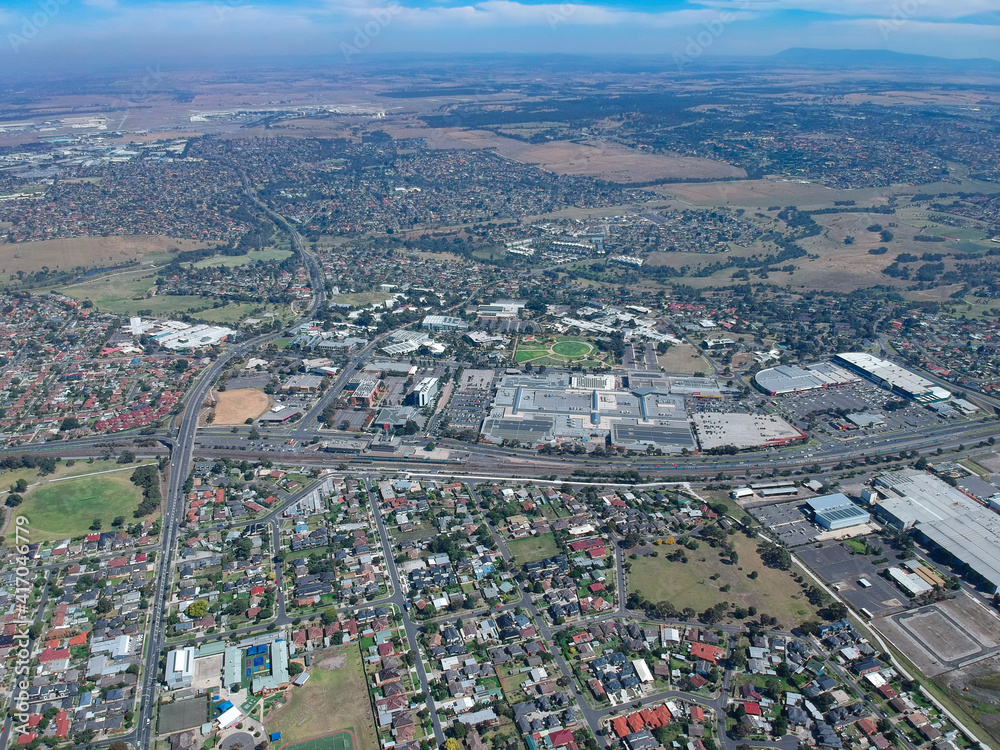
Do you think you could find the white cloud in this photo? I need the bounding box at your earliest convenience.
[695,0,999,21]
[325,0,754,29]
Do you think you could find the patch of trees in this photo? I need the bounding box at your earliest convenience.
[757,542,791,570]
[130,464,161,517]
[0,454,57,476]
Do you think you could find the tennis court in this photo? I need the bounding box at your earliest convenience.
[278,730,355,750]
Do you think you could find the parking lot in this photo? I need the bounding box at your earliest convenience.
[777,381,944,434]
[445,370,497,429]
[750,500,819,547]
[623,342,658,369]
[796,541,907,617]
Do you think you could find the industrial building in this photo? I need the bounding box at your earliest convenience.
[806,494,871,531]
[165,646,195,690]
[753,362,859,395]
[413,377,440,407]
[834,353,950,404]
[872,470,1000,593]
[421,315,469,331]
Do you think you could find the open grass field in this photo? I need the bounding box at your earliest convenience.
[629,533,816,629]
[55,269,288,322]
[190,247,293,269]
[278,731,355,750]
[267,647,376,750]
[1,458,118,493]
[514,336,604,367]
[13,463,155,543]
[643,206,976,299]
[507,533,561,564]
[211,388,271,425]
[0,235,216,280]
[196,302,291,326]
[496,139,745,184]
[655,176,1000,210]
[54,268,216,316]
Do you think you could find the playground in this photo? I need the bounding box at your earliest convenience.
[244,643,272,680]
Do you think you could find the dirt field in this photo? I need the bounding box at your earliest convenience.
[934,654,1000,747]
[498,140,745,183]
[0,235,217,278]
[210,388,270,425]
[387,126,743,183]
[874,596,1000,677]
[657,343,713,375]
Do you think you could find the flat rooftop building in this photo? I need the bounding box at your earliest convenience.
[873,470,1000,593]
[413,377,440,407]
[807,493,871,531]
[692,412,805,450]
[165,646,195,690]
[422,315,469,331]
[754,362,859,395]
[480,371,697,452]
[834,352,950,403]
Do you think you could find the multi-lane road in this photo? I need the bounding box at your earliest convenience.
[7,174,999,749]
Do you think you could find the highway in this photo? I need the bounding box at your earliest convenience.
[7,175,999,750]
[131,172,329,748]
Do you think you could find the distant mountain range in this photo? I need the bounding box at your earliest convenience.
[772,48,1000,72]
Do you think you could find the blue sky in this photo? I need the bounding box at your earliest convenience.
[1,0,998,68]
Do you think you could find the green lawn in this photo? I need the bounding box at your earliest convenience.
[515,336,604,366]
[14,463,155,543]
[629,533,816,629]
[1,458,130,496]
[507,533,561,563]
[55,268,215,317]
[54,267,266,319]
[196,302,290,326]
[267,647,377,750]
[551,340,593,358]
[190,247,293,268]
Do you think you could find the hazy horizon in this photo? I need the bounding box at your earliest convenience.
[0,0,998,72]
